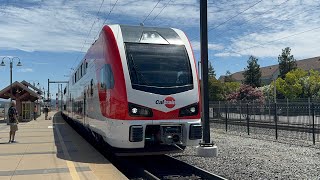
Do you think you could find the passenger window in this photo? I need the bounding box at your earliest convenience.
[100,64,115,90]
[80,64,83,77]
[90,79,94,96]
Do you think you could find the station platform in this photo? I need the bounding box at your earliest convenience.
[0,111,127,180]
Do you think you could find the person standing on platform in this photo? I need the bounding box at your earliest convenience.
[8,101,19,143]
[34,105,37,120]
[44,106,49,120]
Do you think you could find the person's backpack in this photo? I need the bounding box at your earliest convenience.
[8,107,16,123]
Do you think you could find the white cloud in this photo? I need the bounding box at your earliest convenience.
[227,27,320,58]
[0,0,234,52]
[191,41,224,51]
[18,68,33,72]
[212,0,320,58]
[0,0,319,60]
[214,52,241,57]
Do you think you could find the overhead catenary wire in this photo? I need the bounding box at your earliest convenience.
[142,0,161,24]
[211,3,320,55]
[225,25,320,55]
[190,0,264,41]
[93,0,119,41]
[234,4,320,40]
[213,0,290,39]
[152,0,172,20]
[192,1,320,49]
[70,0,105,71]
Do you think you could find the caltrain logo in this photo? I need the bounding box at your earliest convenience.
[155,96,175,108]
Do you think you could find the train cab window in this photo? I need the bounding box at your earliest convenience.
[100,64,114,90]
[125,43,193,95]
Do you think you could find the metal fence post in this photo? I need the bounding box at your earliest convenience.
[308,97,311,122]
[312,103,315,145]
[218,101,221,118]
[287,98,289,124]
[239,101,242,121]
[246,103,250,135]
[274,102,278,140]
[225,103,228,132]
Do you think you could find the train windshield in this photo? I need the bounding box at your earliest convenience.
[125,43,193,95]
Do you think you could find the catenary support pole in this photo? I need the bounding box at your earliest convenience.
[200,0,210,144]
[197,0,217,157]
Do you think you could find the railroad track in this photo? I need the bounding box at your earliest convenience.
[61,113,226,180]
[114,155,226,180]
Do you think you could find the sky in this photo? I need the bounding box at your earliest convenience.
[0,0,320,98]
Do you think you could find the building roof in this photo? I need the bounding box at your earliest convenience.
[0,81,41,102]
[219,56,320,82]
[21,80,43,94]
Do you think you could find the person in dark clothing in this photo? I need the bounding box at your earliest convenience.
[8,101,18,143]
[44,106,49,120]
[34,105,37,120]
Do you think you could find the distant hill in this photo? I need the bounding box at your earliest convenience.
[0,100,9,108]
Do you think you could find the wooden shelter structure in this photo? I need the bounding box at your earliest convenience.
[0,81,42,121]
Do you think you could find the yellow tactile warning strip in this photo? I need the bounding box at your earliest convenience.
[54,116,80,180]
[0,111,128,180]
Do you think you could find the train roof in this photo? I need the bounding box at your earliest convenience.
[118,24,183,45]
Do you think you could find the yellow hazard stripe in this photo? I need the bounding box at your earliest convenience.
[55,120,80,180]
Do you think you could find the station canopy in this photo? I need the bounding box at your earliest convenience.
[0,81,41,102]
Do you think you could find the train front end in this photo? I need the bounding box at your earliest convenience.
[108,25,202,154]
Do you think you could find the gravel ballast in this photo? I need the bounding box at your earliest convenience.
[171,125,320,179]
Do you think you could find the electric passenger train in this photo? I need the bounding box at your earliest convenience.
[61,24,202,155]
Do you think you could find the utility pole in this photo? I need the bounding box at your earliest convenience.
[197,0,217,157]
[47,79,68,109]
[60,84,63,111]
[47,79,50,101]
[200,0,210,144]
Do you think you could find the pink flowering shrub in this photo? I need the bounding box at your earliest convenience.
[227,84,265,104]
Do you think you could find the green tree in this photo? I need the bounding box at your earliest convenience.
[208,61,216,78]
[300,70,320,99]
[224,70,235,82]
[271,69,320,99]
[243,56,261,87]
[208,77,224,101]
[278,47,297,79]
[223,82,241,98]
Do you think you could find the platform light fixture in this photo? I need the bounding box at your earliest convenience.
[0,57,23,102]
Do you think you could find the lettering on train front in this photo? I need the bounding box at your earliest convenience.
[155,96,175,108]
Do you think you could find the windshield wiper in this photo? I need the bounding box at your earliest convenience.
[129,54,149,86]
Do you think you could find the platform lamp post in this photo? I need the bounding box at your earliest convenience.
[42,87,46,101]
[1,57,22,102]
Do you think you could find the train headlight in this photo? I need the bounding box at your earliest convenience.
[179,103,199,117]
[140,31,168,44]
[128,103,153,117]
[132,108,138,114]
